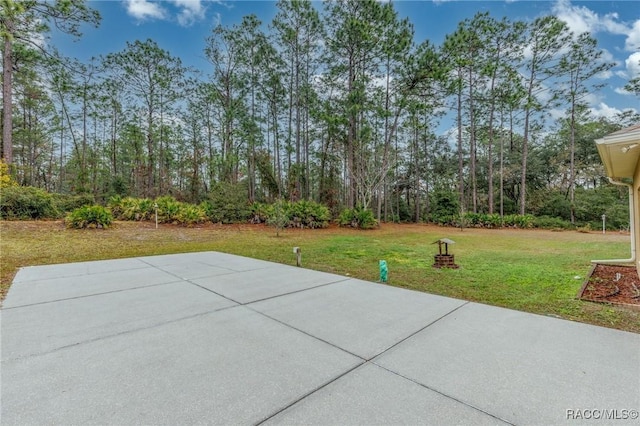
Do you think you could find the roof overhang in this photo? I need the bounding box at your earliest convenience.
[595,124,640,180]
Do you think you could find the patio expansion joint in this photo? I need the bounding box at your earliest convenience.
[163,267,351,308]
[12,262,151,283]
[248,299,478,424]
[372,363,515,426]
[134,259,244,303]
[246,303,367,361]
[2,269,351,362]
[242,277,351,305]
[138,258,238,276]
[369,300,470,362]
[365,301,515,425]
[200,263,274,274]
[0,280,185,310]
[255,361,367,425]
[137,257,278,276]
[1,303,241,363]
[359,300,516,425]
[244,285,465,364]
[136,259,343,305]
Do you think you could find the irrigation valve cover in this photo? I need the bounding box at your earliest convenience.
[379,260,388,283]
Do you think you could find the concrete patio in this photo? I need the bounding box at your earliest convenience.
[1,251,639,425]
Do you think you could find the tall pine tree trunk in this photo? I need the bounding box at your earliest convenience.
[3,34,13,164]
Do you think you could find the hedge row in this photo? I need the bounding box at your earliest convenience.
[2,185,625,232]
[433,213,535,229]
[250,200,330,229]
[108,196,208,226]
[0,186,94,220]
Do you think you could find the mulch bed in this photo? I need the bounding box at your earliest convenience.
[579,264,640,309]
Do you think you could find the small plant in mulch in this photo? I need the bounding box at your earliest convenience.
[580,264,640,307]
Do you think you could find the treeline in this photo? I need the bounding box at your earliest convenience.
[1,0,638,228]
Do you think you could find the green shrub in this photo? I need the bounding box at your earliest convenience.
[205,182,251,223]
[288,200,330,229]
[458,213,523,228]
[108,176,128,197]
[108,195,207,226]
[0,186,59,219]
[432,214,458,227]
[533,215,572,230]
[485,213,503,228]
[108,196,153,221]
[249,202,273,224]
[530,186,629,226]
[65,205,113,229]
[530,190,571,221]
[251,199,331,229]
[432,213,535,229]
[576,223,592,233]
[430,190,460,224]
[503,214,534,228]
[107,195,124,217]
[133,198,154,221]
[338,206,378,229]
[574,185,629,224]
[267,198,289,236]
[602,203,630,230]
[155,196,182,223]
[175,203,208,226]
[0,160,17,189]
[52,193,95,213]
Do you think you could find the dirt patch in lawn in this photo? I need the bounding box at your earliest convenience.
[579,264,640,309]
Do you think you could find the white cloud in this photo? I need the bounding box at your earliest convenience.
[549,108,565,121]
[124,0,167,21]
[614,87,632,95]
[626,52,640,78]
[596,70,613,80]
[552,0,593,35]
[589,102,624,120]
[172,0,205,27]
[28,18,47,49]
[212,11,221,27]
[582,92,600,106]
[627,20,640,52]
[553,1,640,54]
[599,48,615,63]
[552,0,627,36]
[124,0,207,27]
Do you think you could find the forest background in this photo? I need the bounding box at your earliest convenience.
[2,0,640,229]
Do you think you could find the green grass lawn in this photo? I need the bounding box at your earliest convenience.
[1,220,638,333]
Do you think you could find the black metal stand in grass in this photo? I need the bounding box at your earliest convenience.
[432,238,459,269]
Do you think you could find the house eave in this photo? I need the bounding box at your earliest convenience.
[596,135,640,180]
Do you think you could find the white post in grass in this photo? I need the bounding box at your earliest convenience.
[293,247,301,267]
[602,214,606,234]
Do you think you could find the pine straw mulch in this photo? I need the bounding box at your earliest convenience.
[579,264,640,309]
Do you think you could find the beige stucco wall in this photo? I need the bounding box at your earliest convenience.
[635,160,640,278]
[594,126,640,277]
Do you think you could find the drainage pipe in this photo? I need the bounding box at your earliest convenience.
[591,177,636,265]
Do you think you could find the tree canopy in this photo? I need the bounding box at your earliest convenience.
[1,0,637,226]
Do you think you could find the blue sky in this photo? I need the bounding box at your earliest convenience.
[52,0,640,123]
